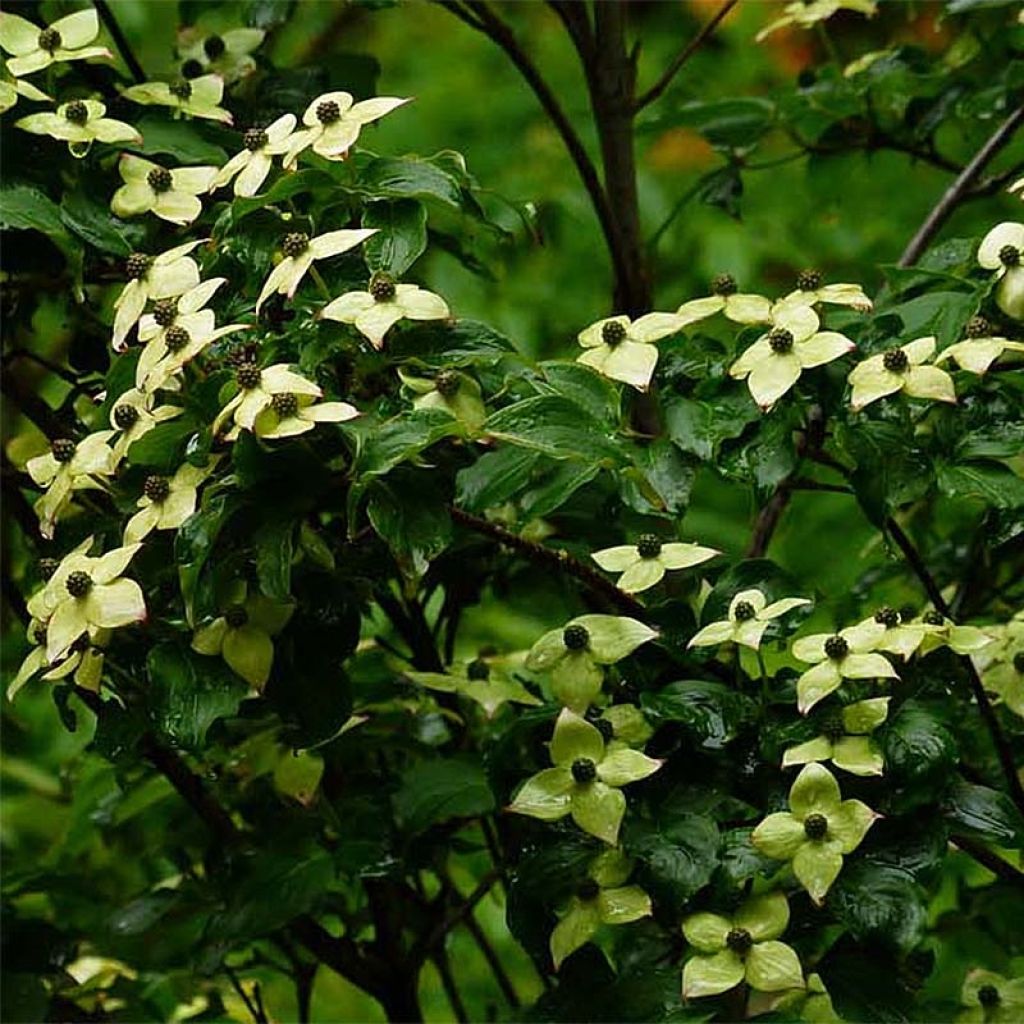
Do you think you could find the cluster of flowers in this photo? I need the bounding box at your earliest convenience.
[574,231,1024,410]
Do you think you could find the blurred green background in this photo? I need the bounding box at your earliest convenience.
[3,1,1022,1020]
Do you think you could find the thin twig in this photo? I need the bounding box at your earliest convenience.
[448,505,647,617]
[433,949,470,1024]
[885,519,1024,818]
[461,912,521,1008]
[634,0,738,111]
[224,966,269,1024]
[94,0,146,83]
[900,105,1024,267]
[950,834,1024,888]
[434,1,628,306]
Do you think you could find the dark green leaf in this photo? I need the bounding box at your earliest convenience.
[393,757,495,833]
[942,779,1024,847]
[362,199,428,275]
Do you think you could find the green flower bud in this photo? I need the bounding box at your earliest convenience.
[225,605,248,628]
[64,101,89,125]
[769,328,794,354]
[52,439,77,463]
[733,600,756,622]
[726,928,753,955]
[316,100,341,124]
[282,232,310,258]
[37,27,61,52]
[797,268,823,292]
[369,273,397,302]
[804,812,828,840]
[39,557,60,580]
[152,298,179,327]
[965,315,992,339]
[998,244,1021,267]
[181,59,203,79]
[271,393,299,418]
[824,635,848,660]
[169,81,192,100]
[113,404,139,429]
[571,758,597,783]
[147,167,173,193]
[874,606,900,628]
[883,348,909,373]
[126,253,152,280]
[144,475,170,502]
[636,533,662,559]
[244,127,268,151]
[601,320,627,347]
[562,624,590,651]
[236,363,262,390]
[165,325,190,352]
[712,273,737,296]
[203,34,226,59]
[65,570,93,598]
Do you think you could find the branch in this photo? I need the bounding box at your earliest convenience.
[434,1,628,307]
[94,0,146,83]
[634,0,738,111]
[884,520,1024,818]
[950,834,1024,889]
[448,505,647,617]
[899,105,1024,267]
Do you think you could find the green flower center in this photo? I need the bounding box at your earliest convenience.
[113,404,139,429]
[824,634,848,660]
[244,127,268,151]
[576,879,600,901]
[369,273,397,302]
[271,392,299,418]
[978,986,1001,1008]
[1013,652,1024,674]
[733,600,756,622]
[282,232,310,258]
[822,711,845,742]
[236,363,262,390]
[66,570,93,599]
[712,273,737,296]
[39,557,60,580]
[769,328,794,354]
[797,268,823,292]
[571,758,597,783]
[999,244,1020,267]
[152,298,179,327]
[874,606,900,628]
[165,325,190,353]
[883,348,909,373]
[636,534,662,559]
[466,658,490,681]
[144,475,170,502]
[435,370,460,398]
[64,101,89,125]
[923,610,944,626]
[38,27,61,52]
[316,100,341,124]
[225,605,248,628]
[804,812,829,840]
[563,624,590,651]
[181,59,203,79]
[126,252,151,280]
[169,81,192,100]
[726,928,753,954]
[52,439,77,463]
[965,315,992,339]
[147,167,173,193]
[203,34,226,59]
[601,320,626,347]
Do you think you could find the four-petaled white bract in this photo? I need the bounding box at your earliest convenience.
[689,588,810,650]
[782,697,890,776]
[26,433,116,539]
[122,74,232,123]
[848,336,956,411]
[124,460,220,544]
[16,99,140,157]
[937,334,1024,375]
[592,539,719,594]
[0,9,111,76]
[321,283,449,349]
[576,312,684,391]
[111,154,218,225]
[212,113,296,196]
[977,222,1024,320]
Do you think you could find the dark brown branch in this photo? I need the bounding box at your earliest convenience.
[951,834,1024,888]
[885,519,1024,818]
[634,0,738,111]
[94,0,146,83]
[899,105,1024,267]
[433,950,470,1024]
[436,1,626,300]
[449,505,647,617]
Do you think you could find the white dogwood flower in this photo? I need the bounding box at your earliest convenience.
[0,8,110,77]
[213,363,322,436]
[977,223,1024,320]
[592,534,719,594]
[27,434,116,539]
[15,98,138,157]
[848,336,955,411]
[111,155,217,225]
[676,275,773,327]
[177,27,265,83]
[576,313,684,391]
[122,74,232,123]
[773,269,873,313]
[124,460,219,544]
[109,388,183,462]
[689,589,810,650]
[212,114,296,197]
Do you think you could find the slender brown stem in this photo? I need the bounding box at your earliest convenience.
[634,0,738,111]
[433,949,470,1024]
[899,105,1024,267]
[94,0,146,83]
[449,505,647,617]
[885,520,1024,818]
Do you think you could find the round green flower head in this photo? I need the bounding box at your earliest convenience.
[682,891,804,998]
[751,762,877,904]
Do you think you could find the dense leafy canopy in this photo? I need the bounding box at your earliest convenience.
[2,1,1023,1023]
